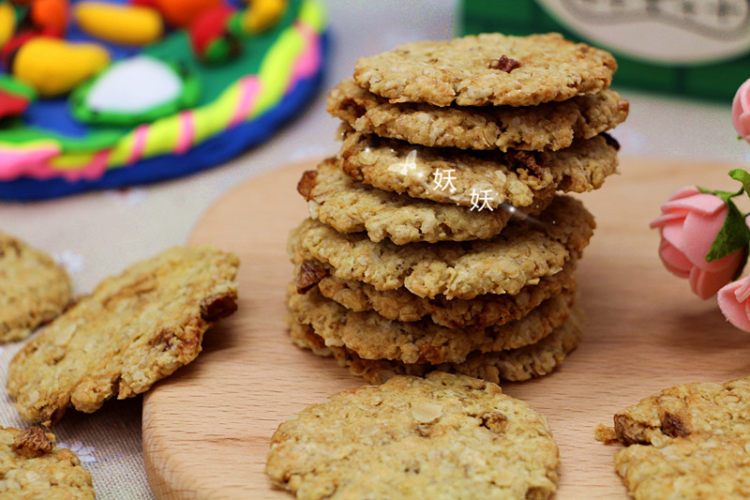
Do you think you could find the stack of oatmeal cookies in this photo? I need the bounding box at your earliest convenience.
[286,33,628,384]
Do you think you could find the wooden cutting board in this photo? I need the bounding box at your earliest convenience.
[143,156,750,499]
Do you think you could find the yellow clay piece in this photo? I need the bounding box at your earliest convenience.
[14,38,110,97]
[0,2,16,47]
[75,1,163,46]
[242,0,286,33]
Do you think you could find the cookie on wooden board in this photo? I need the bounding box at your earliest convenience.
[297,157,554,245]
[0,231,72,342]
[353,32,616,107]
[0,426,95,499]
[596,377,750,499]
[288,195,594,300]
[287,282,575,364]
[308,259,576,329]
[328,78,628,151]
[7,246,239,426]
[289,308,583,385]
[339,131,619,209]
[266,371,559,499]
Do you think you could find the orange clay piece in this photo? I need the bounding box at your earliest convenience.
[31,0,69,37]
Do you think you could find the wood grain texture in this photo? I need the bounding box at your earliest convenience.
[143,156,750,499]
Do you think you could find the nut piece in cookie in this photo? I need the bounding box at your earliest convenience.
[0,231,72,342]
[0,426,95,498]
[266,372,559,499]
[7,246,240,426]
[598,377,750,499]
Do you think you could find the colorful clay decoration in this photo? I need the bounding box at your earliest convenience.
[0,2,17,48]
[189,4,239,63]
[75,1,163,46]
[0,75,35,120]
[72,56,199,125]
[241,0,286,34]
[0,0,328,200]
[12,37,110,97]
[147,0,222,28]
[29,0,69,37]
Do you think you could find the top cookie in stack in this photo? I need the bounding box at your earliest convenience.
[287,33,627,384]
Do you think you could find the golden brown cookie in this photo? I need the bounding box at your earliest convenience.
[7,246,239,426]
[353,33,616,107]
[287,282,575,364]
[0,231,72,342]
[339,132,618,209]
[328,78,628,151]
[310,260,577,329]
[288,195,594,300]
[298,157,554,245]
[0,426,94,499]
[289,307,583,385]
[266,372,559,499]
[597,377,750,499]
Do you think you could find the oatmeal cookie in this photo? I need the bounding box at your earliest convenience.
[328,78,628,151]
[288,195,594,300]
[310,260,576,329]
[0,426,94,499]
[597,377,750,499]
[266,371,559,499]
[339,132,618,208]
[287,282,575,364]
[289,307,583,385]
[353,33,616,107]
[299,158,554,245]
[0,232,72,342]
[7,246,239,426]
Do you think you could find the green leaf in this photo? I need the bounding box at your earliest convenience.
[729,169,750,194]
[697,187,743,203]
[705,199,750,267]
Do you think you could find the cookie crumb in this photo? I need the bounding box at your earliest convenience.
[594,424,617,443]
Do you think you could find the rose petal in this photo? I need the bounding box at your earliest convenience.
[689,266,735,299]
[649,211,687,229]
[738,112,750,142]
[681,208,729,271]
[668,185,701,201]
[658,238,691,277]
[732,79,750,142]
[663,192,725,217]
[718,277,750,332]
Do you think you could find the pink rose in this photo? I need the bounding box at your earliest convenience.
[718,276,750,332]
[650,186,745,299]
[733,78,750,144]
